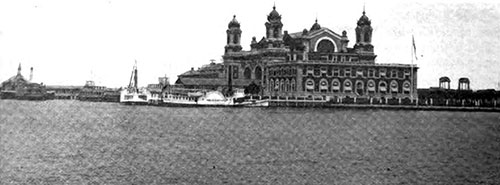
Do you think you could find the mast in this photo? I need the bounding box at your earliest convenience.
[128,66,134,89]
[134,60,138,93]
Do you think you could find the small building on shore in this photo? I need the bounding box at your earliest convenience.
[0,64,53,100]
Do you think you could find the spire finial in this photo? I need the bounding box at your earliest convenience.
[17,63,21,75]
[363,2,366,15]
[273,2,276,10]
[233,15,236,19]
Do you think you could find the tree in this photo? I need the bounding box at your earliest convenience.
[244,82,260,95]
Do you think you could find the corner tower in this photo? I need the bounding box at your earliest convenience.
[265,5,283,41]
[354,10,374,53]
[225,15,242,53]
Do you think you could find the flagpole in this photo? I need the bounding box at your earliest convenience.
[411,36,414,100]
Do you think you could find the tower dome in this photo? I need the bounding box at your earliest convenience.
[357,11,371,26]
[228,15,240,28]
[310,19,321,32]
[267,5,281,22]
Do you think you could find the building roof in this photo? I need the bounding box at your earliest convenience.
[176,77,227,86]
[287,27,342,40]
[228,15,240,28]
[46,85,83,90]
[2,74,29,86]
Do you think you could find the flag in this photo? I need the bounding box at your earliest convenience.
[412,35,418,60]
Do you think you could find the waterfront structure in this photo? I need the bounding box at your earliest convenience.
[0,64,53,100]
[46,85,82,100]
[175,60,228,90]
[179,5,419,100]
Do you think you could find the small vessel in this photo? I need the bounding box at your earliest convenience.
[162,90,269,107]
[120,62,149,105]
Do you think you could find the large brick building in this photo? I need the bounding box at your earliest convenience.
[177,5,418,100]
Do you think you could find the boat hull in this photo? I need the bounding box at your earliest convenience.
[119,90,149,105]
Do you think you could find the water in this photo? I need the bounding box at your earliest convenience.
[1,100,499,184]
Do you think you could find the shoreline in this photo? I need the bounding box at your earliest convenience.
[2,99,499,112]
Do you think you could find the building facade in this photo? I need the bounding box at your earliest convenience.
[177,5,418,100]
[0,64,53,100]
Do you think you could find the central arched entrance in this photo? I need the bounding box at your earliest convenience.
[355,81,364,96]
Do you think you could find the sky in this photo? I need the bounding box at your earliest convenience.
[1,0,499,90]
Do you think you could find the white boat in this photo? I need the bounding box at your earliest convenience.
[162,90,269,107]
[120,62,149,105]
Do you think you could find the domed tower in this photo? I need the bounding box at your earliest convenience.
[354,10,374,53]
[265,5,283,40]
[310,19,321,32]
[225,15,242,53]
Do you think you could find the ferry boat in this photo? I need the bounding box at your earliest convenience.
[120,62,149,105]
[162,90,269,107]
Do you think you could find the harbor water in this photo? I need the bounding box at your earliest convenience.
[1,100,499,184]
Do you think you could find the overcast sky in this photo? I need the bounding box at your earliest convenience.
[1,0,499,90]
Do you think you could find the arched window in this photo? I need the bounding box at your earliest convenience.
[316,39,335,53]
[285,79,290,92]
[244,67,252,79]
[305,79,314,92]
[379,81,387,94]
[255,66,262,80]
[275,79,280,91]
[269,80,274,92]
[390,80,399,93]
[403,81,411,94]
[319,78,328,92]
[367,80,376,92]
[280,79,285,92]
[343,79,352,93]
[331,79,340,92]
[291,79,296,91]
[355,80,364,96]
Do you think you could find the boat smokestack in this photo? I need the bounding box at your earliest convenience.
[30,67,33,81]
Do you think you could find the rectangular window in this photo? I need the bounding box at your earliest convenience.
[356,69,364,77]
[327,68,332,77]
[320,67,327,75]
[332,56,338,62]
[341,56,346,62]
[380,68,386,77]
[307,66,313,75]
[333,68,340,77]
[344,68,351,77]
[233,66,239,79]
[391,70,398,78]
[404,69,411,79]
[314,68,321,76]
[368,69,375,78]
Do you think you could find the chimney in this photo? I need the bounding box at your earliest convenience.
[30,67,33,81]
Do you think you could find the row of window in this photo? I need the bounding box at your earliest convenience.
[303,79,412,94]
[304,67,412,79]
[268,78,297,92]
[267,78,413,94]
[267,66,413,79]
[269,67,298,77]
[306,54,359,62]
